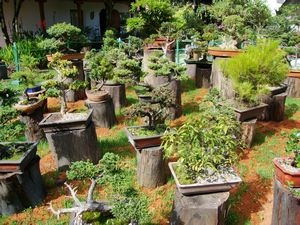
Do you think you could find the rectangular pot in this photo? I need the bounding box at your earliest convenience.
[234,103,268,122]
[273,157,300,187]
[169,162,242,196]
[39,110,93,133]
[0,142,38,172]
[269,84,288,96]
[124,126,165,149]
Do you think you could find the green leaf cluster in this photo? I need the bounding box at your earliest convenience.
[221,39,289,106]
[286,129,300,168]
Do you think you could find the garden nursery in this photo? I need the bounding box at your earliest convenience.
[0,0,300,224]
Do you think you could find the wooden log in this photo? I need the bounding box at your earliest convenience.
[102,84,127,111]
[271,178,300,225]
[19,104,45,142]
[170,188,229,225]
[259,93,287,122]
[136,146,167,188]
[45,122,100,171]
[197,67,212,89]
[144,74,171,89]
[287,76,300,98]
[0,156,45,215]
[85,98,117,128]
[186,63,197,81]
[168,79,182,119]
[241,119,257,148]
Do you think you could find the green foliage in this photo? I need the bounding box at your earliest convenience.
[67,160,101,180]
[102,29,119,51]
[221,39,289,106]
[162,89,242,181]
[121,36,143,60]
[126,0,174,38]
[0,81,20,106]
[286,129,300,168]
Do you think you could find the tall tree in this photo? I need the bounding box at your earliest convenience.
[0,0,11,45]
[12,0,25,40]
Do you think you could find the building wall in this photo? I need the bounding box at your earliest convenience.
[0,0,130,47]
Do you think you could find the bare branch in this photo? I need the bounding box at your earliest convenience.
[48,202,80,219]
[64,182,82,207]
[87,172,105,202]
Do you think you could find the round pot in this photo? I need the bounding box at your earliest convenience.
[85,89,109,102]
[14,98,45,115]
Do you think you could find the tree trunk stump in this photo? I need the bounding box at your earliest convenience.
[287,76,300,98]
[102,84,127,111]
[259,93,287,122]
[197,67,212,89]
[186,63,197,81]
[45,122,100,171]
[211,58,235,100]
[271,178,300,225]
[19,104,45,142]
[144,74,171,89]
[241,119,257,148]
[0,156,45,215]
[170,188,229,225]
[168,79,182,119]
[85,98,117,128]
[136,146,168,188]
[65,59,86,102]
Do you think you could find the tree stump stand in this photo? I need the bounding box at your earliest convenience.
[45,122,100,171]
[186,63,197,81]
[241,119,257,148]
[287,76,300,98]
[136,146,167,188]
[259,93,287,122]
[271,178,300,225]
[85,98,117,128]
[19,103,45,142]
[103,84,127,111]
[197,66,212,89]
[142,48,175,72]
[168,79,182,119]
[170,188,229,225]
[0,156,45,215]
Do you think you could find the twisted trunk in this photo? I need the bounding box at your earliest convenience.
[0,0,11,45]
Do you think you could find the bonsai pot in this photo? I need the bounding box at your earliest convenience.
[233,103,268,122]
[26,86,46,98]
[124,126,167,149]
[288,70,300,78]
[46,52,85,62]
[14,98,45,115]
[273,157,300,187]
[208,48,241,58]
[85,89,109,102]
[0,142,38,172]
[269,84,288,96]
[169,162,242,196]
[144,37,175,50]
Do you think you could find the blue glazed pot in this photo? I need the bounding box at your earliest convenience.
[26,85,42,93]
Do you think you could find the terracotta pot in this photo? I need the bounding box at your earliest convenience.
[273,157,300,187]
[85,89,109,102]
[288,70,300,78]
[144,37,176,50]
[14,98,45,115]
[46,53,85,62]
[208,48,242,57]
[233,103,268,122]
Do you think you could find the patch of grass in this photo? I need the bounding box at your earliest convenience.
[238,163,249,178]
[285,98,300,119]
[181,78,196,92]
[252,130,275,147]
[37,139,49,158]
[229,182,249,205]
[256,167,273,181]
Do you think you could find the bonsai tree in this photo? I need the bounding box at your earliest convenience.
[221,39,289,107]
[162,89,243,183]
[38,22,89,53]
[286,129,300,169]
[121,35,143,61]
[43,52,87,114]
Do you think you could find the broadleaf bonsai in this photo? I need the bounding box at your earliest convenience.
[286,129,300,168]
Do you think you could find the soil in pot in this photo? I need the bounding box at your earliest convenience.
[127,125,167,137]
[0,143,33,161]
[14,98,44,115]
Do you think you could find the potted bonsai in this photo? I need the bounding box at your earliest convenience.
[162,89,243,195]
[208,36,242,58]
[220,39,289,122]
[125,86,174,149]
[273,129,300,187]
[39,53,99,171]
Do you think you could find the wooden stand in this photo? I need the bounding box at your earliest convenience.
[170,188,229,225]
[241,119,257,148]
[259,93,287,122]
[197,67,211,89]
[103,84,127,111]
[271,178,300,225]
[19,104,45,142]
[168,79,182,119]
[85,98,117,128]
[287,76,300,98]
[136,146,167,188]
[0,156,45,215]
[45,122,100,171]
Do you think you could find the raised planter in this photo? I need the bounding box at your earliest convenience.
[85,89,109,102]
[273,157,300,187]
[124,126,166,149]
[269,84,288,96]
[208,48,242,58]
[46,53,85,62]
[287,71,300,97]
[169,162,242,196]
[102,83,127,111]
[233,103,268,122]
[0,142,38,172]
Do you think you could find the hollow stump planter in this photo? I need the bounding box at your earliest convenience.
[103,83,127,111]
[185,60,211,88]
[85,98,117,128]
[287,71,300,98]
[241,118,257,148]
[39,110,100,171]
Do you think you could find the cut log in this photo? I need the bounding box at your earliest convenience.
[241,119,257,148]
[19,104,45,142]
[271,178,300,225]
[85,98,117,128]
[170,188,229,225]
[287,76,300,98]
[0,156,45,215]
[168,79,182,119]
[45,122,100,171]
[186,63,197,81]
[136,146,167,188]
[102,84,127,111]
[259,93,287,122]
[197,67,212,89]
[144,74,171,89]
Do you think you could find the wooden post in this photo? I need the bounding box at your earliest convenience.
[241,119,257,148]
[35,0,46,32]
[271,178,300,225]
[136,146,167,188]
[170,188,229,225]
[85,98,117,128]
[197,67,211,88]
